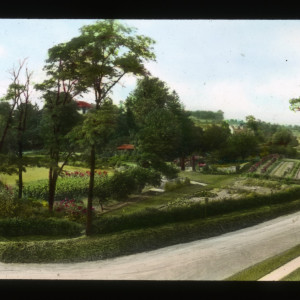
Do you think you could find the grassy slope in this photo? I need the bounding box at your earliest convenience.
[226,244,300,281]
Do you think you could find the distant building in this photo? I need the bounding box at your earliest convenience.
[117,144,135,151]
[76,100,94,114]
[229,124,247,134]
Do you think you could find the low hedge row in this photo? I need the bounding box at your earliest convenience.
[0,217,83,237]
[92,186,300,234]
[3,199,300,263]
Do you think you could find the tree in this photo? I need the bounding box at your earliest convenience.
[35,43,85,211]
[56,20,156,235]
[202,122,231,153]
[0,59,34,198]
[271,128,298,147]
[225,132,259,161]
[126,77,191,173]
[289,97,300,112]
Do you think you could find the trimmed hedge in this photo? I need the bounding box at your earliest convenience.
[3,199,300,263]
[92,186,300,234]
[0,217,83,237]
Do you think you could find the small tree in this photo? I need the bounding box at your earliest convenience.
[35,43,86,211]
[0,59,34,198]
[56,20,156,235]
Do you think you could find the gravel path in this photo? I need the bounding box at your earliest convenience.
[2,211,300,280]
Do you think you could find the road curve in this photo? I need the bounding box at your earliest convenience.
[2,211,300,280]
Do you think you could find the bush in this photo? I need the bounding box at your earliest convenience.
[92,186,300,234]
[0,186,20,218]
[164,177,190,192]
[128,166,161,193]
[0,217,83,237]
[54,198,94,223]
[107,170,137,200]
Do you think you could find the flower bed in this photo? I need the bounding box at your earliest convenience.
[248,154,280,173]
[260,154,280,174]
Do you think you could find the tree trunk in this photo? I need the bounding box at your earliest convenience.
[48,167,58,212]
[180,156,185,171]
[18,140,23,199]
[0,109,14,152]
[86,145,96,236]
[192,155,196,172]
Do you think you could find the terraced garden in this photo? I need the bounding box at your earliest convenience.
[248,155,300,180]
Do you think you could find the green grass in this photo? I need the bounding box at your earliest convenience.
[178,171,238,188]
[106,183,204,217]
[0,166,50,185]
[226,244,300,281]
[0,165,113,186]
[281,267,300,281]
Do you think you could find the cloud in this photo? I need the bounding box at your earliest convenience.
[255,77,300,101]
[0,46,6,58]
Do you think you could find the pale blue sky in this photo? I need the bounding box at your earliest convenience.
[1,19,300,125]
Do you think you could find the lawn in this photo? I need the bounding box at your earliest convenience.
[178,171,238,188]
[226,244,300,281]
[0,164,113,186]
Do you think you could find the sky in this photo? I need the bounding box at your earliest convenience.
[1,19,300,125]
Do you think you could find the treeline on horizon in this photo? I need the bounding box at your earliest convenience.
[188,109,300,131]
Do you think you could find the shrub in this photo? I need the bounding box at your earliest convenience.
[0,186,22,218]
[164,178,189,192]
[0,217,83,237]
[54,198,94,223]
[107,170,137,200]
[92,186,300,235]
[128,166,161,193]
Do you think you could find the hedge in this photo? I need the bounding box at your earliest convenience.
[92,186,300,234]
[0,217,83,237]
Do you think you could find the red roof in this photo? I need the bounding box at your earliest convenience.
[117,144,135,150]
[76,100,93,108]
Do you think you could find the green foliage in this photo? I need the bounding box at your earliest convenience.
[271,128,298,147]
[0,217,83,237]
[54,198,91,224]
[164,177,190,192]
[92,186,300,235]
[202,122,231,153]
[0,186,20,217]
[106,170,137,200]
[23,167,161,202]
[188,110,224,121]
[128,166,161,193]
[137,152,179,179]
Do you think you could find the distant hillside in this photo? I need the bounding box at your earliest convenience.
[187,110,224,121]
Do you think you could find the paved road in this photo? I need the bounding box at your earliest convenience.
[2,211,300,280]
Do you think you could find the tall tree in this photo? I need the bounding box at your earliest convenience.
[126,77,188,172]
[0,59,33,198]
[57,20,156,235]
[35,42,86,211]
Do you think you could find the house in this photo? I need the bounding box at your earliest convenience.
[76,100,94,114]
[117,144,135,151]
[229,124,247,134]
